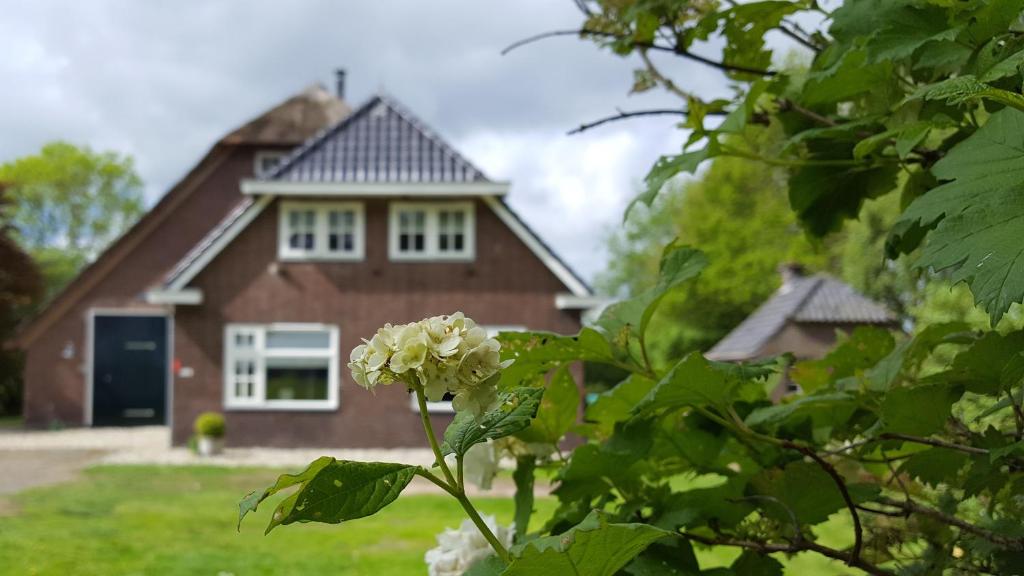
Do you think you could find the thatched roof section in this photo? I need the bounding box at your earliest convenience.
[219,84,350,146]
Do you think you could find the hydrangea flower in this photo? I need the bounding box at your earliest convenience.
[424,514,515,576]
[348,312,511,418]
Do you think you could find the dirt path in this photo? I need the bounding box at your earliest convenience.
[0,448,108,516]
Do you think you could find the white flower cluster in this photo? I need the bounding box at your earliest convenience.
[348,312,511,418]
[424,515,515,576]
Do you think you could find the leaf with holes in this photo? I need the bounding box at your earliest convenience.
[239,458,418,534]
[441,387,543,457]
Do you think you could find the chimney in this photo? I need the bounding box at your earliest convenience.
[778,262,806,288]
[335,69,346,100]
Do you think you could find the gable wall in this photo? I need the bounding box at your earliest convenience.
[21,146,273,427]
[172,196,581,447]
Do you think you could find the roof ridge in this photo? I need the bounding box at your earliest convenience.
[788,275,825,321]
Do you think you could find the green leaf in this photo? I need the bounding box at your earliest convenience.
[239,458,418,534]
[499,329,615,388]
[634,353,735,413]
[789,159,899,236]
[881,382,962,436]
[238,456,333,530]
[731,550,784,576]
[951,331,1024,395]
[980,47,1024,82]
[584,374,657,437]
[908,75,1024,111]
[595,245,708,343]
[626,144,718,219]
[512,456,536,541]
[623,538,699,576]
[502,511,671,576]
[867,5,959,63]
[751,461,866,526]
[657,477,753,530]
[901,448,970,487]
[518,366,579,444]
[465,555,507,576]
[803,48,892,106]
[745,392,857,429]
[890,108,1024,323]
[441,387,543,457]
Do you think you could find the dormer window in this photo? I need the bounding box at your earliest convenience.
[389,201,474,261]
[255,151,288,177]
[278,201,365,261]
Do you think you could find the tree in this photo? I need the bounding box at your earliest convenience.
[0,142,144,299]
[600,143,828,361]
[238,3,1024,575]
[0,185,42,415]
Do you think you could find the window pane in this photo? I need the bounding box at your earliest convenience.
[414,234,425,251]
[265,358,329,400]
[454,234,464,251]
[266,330,331,349]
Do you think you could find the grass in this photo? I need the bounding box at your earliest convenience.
[0,466,855,575]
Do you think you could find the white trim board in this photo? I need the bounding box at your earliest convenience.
[166,193,592,299]
[84,308,173,428]
[482,197,591,297]
[241,180,510,197]
[146,289,203,305]
[167,195,274,291]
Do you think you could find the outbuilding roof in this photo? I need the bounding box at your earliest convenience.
[264,94,489,184]
[706,272,897,361]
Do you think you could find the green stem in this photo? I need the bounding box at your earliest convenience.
[415,385,457,487]
[414,385,510,563]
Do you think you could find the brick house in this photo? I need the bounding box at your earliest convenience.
[14,77,595,447]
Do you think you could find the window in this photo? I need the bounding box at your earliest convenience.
[224,324,339,410]
[255,151,288,177]
[389,202,474,261]
[278,201,365,260]
[412,325,525,413]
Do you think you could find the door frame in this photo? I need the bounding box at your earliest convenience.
[84,308,174,427]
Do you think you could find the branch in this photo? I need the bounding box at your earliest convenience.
[568,108,708,135]
[681,532,896,576]
[878,433,989,456]
[502,28,777,77]
[875,497,1024,551]
[783,441,864,566]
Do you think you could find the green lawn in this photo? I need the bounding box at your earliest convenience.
[0,466,853,575]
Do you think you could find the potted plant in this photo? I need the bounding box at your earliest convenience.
[193,412,225,456]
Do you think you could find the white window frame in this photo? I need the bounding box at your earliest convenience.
[389,201,475,262]
[224,323,340,411]
[412,325,526,414]
[278,201,366,261]
[254,151,288,177]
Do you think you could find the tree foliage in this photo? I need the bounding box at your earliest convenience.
[240,2,1024,574]
[0,141,143,299]
[0,185,42,415]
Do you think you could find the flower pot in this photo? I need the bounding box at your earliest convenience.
[197,435,224,456]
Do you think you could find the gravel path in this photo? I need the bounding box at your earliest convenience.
[0,426,532,498]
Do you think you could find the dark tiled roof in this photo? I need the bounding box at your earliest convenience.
[265,94,489,183]
[706,274,897,361]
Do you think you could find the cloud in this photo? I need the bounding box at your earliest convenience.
[0,0,742,283]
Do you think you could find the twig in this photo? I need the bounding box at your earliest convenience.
[878,433,989,456]
[681,531,895,576]
[875,497,1024,551]
[639,50,694,101]
[783,441,864,566]
[502,28,777,77]
[567,108,697,135]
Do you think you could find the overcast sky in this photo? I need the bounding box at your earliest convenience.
[0,1,742,283]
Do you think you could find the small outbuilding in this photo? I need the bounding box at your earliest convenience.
[707,264,899,397]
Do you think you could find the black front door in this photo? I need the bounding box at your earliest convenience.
[92,315,168,426]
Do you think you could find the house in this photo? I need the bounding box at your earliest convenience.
[706,264,899,398]
[15,73,595,447]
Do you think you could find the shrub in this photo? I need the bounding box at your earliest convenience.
[193,412,225,438]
